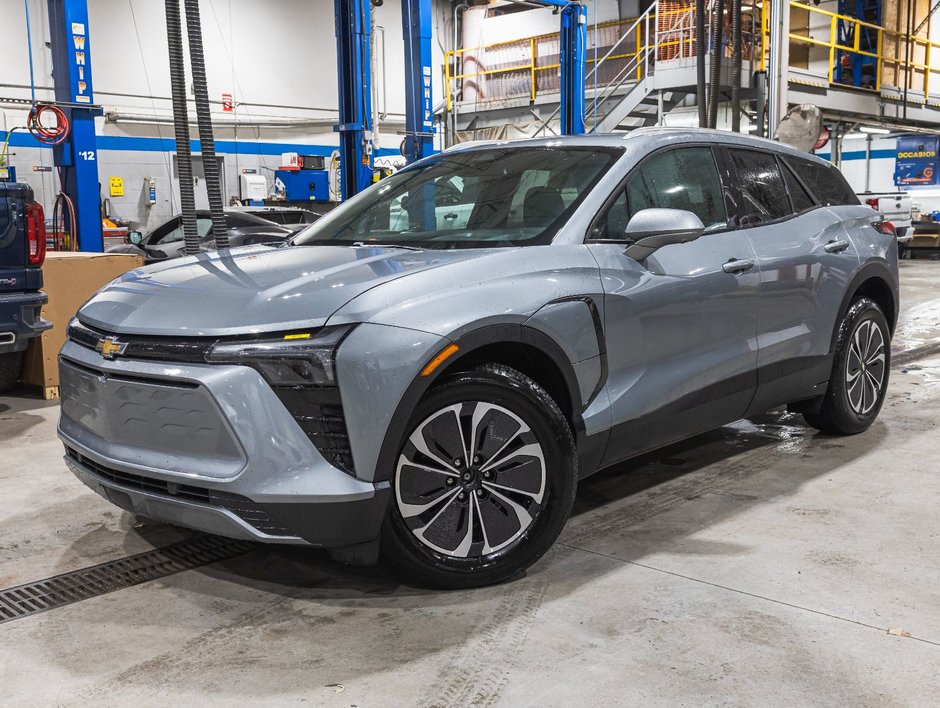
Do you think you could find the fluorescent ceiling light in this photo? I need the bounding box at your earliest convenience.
[859,126,891,135]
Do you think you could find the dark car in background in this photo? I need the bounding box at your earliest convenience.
[0,182,51,392]
[108,207,320,263]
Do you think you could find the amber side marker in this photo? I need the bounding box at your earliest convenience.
[284,333,311,340]
[421,343,460,376]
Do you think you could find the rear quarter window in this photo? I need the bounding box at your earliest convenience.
[785,157,859,207]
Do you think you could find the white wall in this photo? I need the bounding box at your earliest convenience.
[1,0,450,231]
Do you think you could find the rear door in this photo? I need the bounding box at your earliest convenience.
[587,144,761,464]
[0,183,30,293]
[727,148,861,412]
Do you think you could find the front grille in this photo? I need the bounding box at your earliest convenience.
[67,320,357,477]
[66,448,292,536]
[67,319,213,363]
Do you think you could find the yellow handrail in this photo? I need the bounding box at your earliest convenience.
[762,0,940,98]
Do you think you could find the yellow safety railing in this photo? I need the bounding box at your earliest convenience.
[444,4,761,111]
[444,17,646,111]
[760,0,940,98]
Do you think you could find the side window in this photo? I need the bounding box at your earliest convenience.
[781,161,816,213]
[786,157,859,207]
[729,149,791,223]
[593,147,727,240]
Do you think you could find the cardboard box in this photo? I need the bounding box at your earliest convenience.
[22,252,145,396]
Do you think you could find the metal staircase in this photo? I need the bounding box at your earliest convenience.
[446,1,754,136]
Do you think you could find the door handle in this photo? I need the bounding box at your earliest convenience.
[824,239,850,253]
[722,258,756,274]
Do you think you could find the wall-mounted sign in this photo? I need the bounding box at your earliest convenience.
[109,176,124,197]
[222,93,234,112]
[895,135,938,186]
[241,168,258,174]
[32,165,53,172]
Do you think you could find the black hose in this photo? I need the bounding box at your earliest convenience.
[696,0,707,127]
[707,0,725,129]
[730,0,742,132]
[184,0,228,249]
[165,0,200,256]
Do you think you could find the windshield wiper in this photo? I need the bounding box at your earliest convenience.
[351,241,424,251]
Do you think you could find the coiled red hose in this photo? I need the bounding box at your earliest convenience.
[28,104,70,146]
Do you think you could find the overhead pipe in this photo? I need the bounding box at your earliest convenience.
[707,0,725,129]
[696,0,707,127]
[183,0,228,249]
[730,0,742,131]
[103,112,347,129]
[164,0,200,256]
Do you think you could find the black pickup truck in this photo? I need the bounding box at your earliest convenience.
[0,182,51,393]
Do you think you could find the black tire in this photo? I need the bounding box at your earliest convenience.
[804,297,890,435]
[0,351,24,394]
[381,364,577,589]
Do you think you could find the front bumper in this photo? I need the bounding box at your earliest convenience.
[57,340,390,547]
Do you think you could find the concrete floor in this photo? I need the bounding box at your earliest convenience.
[2,262,939,706]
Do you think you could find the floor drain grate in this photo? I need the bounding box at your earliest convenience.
[0,535,253,624]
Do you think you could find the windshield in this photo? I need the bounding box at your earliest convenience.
[291,146,621,249]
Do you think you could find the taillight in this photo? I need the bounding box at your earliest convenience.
[873,220,896,237]
[865,198,879,209]
[26,201,47,266]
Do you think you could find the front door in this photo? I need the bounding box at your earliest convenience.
[587,145,761,466]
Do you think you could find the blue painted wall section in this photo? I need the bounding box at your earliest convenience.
[401,0,436,162]
[47,0,103,252]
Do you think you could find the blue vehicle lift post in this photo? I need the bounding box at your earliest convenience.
[401,0,436,162]
[520,0,588,136]
[334,0,375,200]
[556,1,587,135]
[47,0,103,252]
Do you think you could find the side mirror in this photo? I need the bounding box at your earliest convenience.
[127,230,143,245]
[623,208,706,261]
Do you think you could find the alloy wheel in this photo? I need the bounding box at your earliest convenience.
[845,319,886,415]
[395,401,547,559]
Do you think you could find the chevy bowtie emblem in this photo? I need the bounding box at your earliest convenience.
[95,336,128,360]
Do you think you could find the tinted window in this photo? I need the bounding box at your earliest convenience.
[729,149,790,223]
[150,217,213,245]
[292,147,620,248]
[602,147,727,238]
[786,157,859,207]
[781,162,815,212]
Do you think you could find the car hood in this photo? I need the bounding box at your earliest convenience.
[78,244,490,336]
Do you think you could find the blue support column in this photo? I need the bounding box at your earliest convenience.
[559,2,587,135]
[47,0,103,251]
[334,0,374,200]
[401,0,436,162]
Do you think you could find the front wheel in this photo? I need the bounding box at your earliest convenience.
[381,364,577,589]
[804,297,890,435]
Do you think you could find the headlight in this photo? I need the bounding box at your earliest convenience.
[205,325,353,386]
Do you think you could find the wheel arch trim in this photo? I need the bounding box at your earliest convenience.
[373,321,588,484]
[831,261,899,352]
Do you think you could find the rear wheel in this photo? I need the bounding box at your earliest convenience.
[381,364,577,589]
[0,351,24,394]
[804,297,890,435]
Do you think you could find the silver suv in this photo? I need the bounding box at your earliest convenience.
[59,129,899,588]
